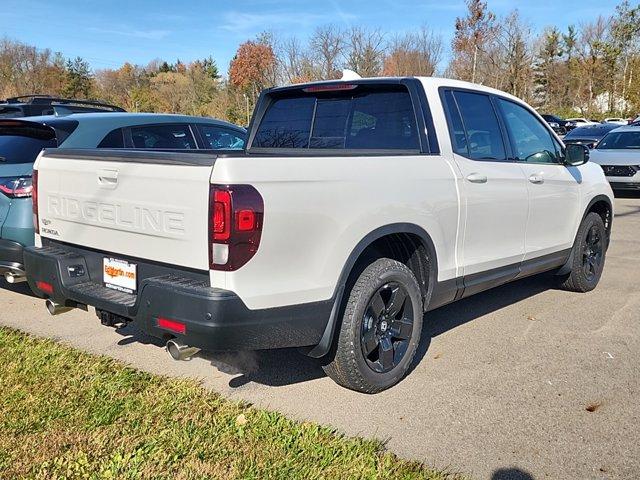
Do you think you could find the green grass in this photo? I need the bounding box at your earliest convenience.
[0,327,461,479]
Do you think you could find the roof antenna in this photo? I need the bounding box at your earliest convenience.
[341,69,362,81]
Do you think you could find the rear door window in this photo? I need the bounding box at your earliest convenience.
[253,85,419,151]
[451,91,506,161]
[197,125,246,149]
[129,124,197,149]
[0,121,57,164]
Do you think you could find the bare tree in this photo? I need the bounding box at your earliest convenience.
[451,0,498,83]
[309,25,345,80]
[278,36,320,84]
[345,26,385,77]
[383,27,443,77]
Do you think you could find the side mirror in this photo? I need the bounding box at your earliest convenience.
[564,143,589,166]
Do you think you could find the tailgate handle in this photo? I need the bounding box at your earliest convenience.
[97,169,119,189]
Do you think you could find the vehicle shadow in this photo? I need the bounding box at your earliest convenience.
[221,272,554,389]
[0,279,38,298]
[491,467,535,480]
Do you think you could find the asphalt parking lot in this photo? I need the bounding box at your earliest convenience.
[1,196,638,480]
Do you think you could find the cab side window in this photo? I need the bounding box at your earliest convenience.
[497,99,560,164]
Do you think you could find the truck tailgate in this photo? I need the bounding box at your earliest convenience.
[35,149,214,271]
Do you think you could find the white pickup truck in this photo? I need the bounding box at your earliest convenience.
[25,77,614,393]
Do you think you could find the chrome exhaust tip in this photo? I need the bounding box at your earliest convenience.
[4,271,26,284]
[45,299,74,316]
[166,339,200,361]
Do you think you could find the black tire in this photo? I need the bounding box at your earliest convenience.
[557,212,607,292]
[323,258,423,393]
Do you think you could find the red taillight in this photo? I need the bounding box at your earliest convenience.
[36,280,53,295]
[209,185,264,271]
[212,190,231,241]
[157,317,187,335]
[32,170,39,234]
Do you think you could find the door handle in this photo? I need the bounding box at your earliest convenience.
[97,169,118,189]
[529,174,544,184]
[466,173,488,184]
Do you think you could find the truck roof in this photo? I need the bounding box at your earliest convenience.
[271,76,526,104]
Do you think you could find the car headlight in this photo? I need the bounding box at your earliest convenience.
[549,122,560,128]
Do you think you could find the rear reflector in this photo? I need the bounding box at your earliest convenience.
[157,317,186,335]
[36,280,53,295]
[236,209,256,231]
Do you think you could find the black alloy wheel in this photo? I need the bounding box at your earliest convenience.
[361,282,414,373]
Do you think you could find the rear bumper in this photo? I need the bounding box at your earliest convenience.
[24,244,332,352]
[0,239,25,273]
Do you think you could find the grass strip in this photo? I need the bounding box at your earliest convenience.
[0,327,462,479]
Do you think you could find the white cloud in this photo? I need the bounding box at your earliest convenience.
[87,27,171,41]
[220,10,357,33]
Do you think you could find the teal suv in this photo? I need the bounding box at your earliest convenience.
[0,112,246,283]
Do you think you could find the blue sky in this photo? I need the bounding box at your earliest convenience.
[1,0,617,76]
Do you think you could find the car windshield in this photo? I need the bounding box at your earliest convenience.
[596,131,640,150]
[0,122,57,164]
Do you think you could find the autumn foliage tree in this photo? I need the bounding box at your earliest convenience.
[228,40,277,103]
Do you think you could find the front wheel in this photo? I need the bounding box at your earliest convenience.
[323,258,423,393]
[557,212,608,292]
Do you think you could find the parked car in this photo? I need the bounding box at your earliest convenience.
[589,125,640,192]
[603,117,628,126]
[541,114,577,134]
[566,117,600,128]
[24,77,613,393]
[563,123,620,149]
[0,113,246,284]
[0,95,124,118]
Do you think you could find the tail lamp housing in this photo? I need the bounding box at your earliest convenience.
[0,176,33,198]
[209,184,263,271]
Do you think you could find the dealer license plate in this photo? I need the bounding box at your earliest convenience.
[103,257,137,294]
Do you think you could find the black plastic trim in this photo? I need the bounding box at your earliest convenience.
[609,182,640,190]
[41,148,218,166]
[307,223,439,358]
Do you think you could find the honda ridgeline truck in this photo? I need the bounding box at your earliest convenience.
[25,77,614,393]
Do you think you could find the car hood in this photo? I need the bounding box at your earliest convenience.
[0,161,33,178]
[589,149,640,166]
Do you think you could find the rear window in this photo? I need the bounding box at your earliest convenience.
[0,121,57,164]
[0,106,23,118]
[252,85,419,151]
